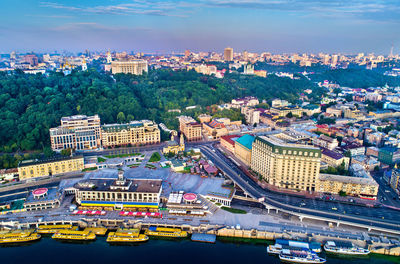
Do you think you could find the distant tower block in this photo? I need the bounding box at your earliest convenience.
[81,59,87,71]
[107,51,112,64]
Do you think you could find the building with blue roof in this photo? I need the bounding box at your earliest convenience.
[234,134,255,165]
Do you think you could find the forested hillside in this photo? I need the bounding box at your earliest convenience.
[0,69,321,152]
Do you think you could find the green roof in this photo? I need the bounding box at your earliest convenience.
[236,134,255,150]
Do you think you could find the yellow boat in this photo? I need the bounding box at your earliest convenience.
[83,227,108,236]
[0,229,41,244]
[107,228,148,243]
[37,224,77,234]
[52,229,96,241]
[144,227,188,238]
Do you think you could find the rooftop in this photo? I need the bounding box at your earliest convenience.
[18,155,83,167]
[235,134,255,150]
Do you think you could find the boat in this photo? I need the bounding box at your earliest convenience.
[144,226,188,238]
[52,229,96,241]
[279,249,326,264]
[324,241,370,255]
[83,227,108,236]
[0,229,41,244]
[37,224,77,234]
[106,228,148,243]
[268,239,321,254]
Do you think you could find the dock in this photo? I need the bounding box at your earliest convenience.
[191,233,216,243]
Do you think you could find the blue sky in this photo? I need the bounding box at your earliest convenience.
[1,0,400,54]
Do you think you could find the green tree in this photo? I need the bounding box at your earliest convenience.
[117,112,126,123]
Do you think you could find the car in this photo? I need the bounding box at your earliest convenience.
[300,203,306,206]
[331,207,338,210]
[385,190,391,193]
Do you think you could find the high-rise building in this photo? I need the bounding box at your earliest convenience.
[81,58,87,71]
[106,51,112,64]
[101,120,160,148]
[224,47,233,61]
[178,116,202,141]
[24,54,38,66]
[111,60,148,75]
[50,115,101,151]
[251,136,321,191]
[184,50,191,58]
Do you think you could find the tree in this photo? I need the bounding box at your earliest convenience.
[286,112,293,118]
[338,190,347,197]
[117,112,126,123]
[61,148,71,156]
[127,114,135,122]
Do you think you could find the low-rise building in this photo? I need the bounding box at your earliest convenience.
[101,120,160,148]
[220,135,239,153]
[318,164,379,200]
[0,168,18,183]
[351,155,380,171]
[321,148,350,170]
[313,134,339,150]
[18,156,84,180]
[378,147,400,165]
[270,106,303,117]
[74,170,162,210]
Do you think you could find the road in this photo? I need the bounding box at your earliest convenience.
[199,144,400,233]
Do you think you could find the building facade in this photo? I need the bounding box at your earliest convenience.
[111,60,148,75]
[224,47,233,61]
[74,171,162,210]
[101,120,160,148]
[178,116,202,141]
[234,134,255,166]
[251,136,321,191]
[18,156,84,180]
[50,115,101,151]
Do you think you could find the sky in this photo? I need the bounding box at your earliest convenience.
[1,0,400,54]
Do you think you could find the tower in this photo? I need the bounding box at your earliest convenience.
[180,133,185,147]
[81,58,87,71]
[390,44,394,59]
[106,51,112,64]
[224,47,233,61]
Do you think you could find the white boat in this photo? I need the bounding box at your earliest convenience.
[324,241,370,255]
[267,243,283,254]
[279,249,326,264]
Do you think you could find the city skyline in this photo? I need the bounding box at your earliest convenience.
[1,0,400,54]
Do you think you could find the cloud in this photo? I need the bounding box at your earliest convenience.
[39,1,190,17]
[203,0,400,22]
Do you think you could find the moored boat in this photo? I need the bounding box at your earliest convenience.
[324,241,370,255]
[37,224,77,234]
[144,226,188,238]
[268,239,321,254]
[52,229,96,241]
[279,249,326,264]
[83,227,108,236]
[0,229,41,244]
[106,228,148,243]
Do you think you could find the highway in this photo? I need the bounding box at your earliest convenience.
[199,145,400,233]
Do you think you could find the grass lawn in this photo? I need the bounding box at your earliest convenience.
[97,157,106,163]
[104,153,141,159]
[149,152,161,162]
[82,167,98,172]
[221,206,247,214]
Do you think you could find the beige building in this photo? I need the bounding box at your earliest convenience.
[234,134,255,166]
[74,170,162,210]
[178,116,202,141]
[18,156,84,180]
[224,47,233,61]
[111,60,148,75]
[270,106,303,117]
[50,115,101,151]
[318,169,379,200]
[251,136,321,191]
[101,120,160,148]
[321,148,350,170]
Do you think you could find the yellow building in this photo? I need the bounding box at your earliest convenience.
[321,148,350,170]
[162,134,185,155]
[101,120,160,148]
[178,116,202,141]
[18,156,84,180]
[224,47,233,61]
[270,106,303,117]
[318,173,378,200]
[251,136,321,191]
[111,60,148,75]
